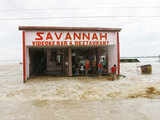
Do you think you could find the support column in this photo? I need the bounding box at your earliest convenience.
[117,32,120,75]
[105,47,108,73]
[26,47,30,80]
[68,48,72,76]
[96,47,100,65]
[23,31,26,83]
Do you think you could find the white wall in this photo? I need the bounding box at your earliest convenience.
[107,45,118,73]
[26,47,30,80]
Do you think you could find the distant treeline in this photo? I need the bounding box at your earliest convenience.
[121,56,159,59]
[120,58,140,63]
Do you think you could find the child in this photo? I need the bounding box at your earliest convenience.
[80,64,85,75]
[111,64,117,80]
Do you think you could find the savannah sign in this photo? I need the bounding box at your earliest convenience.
[25,31,117,46]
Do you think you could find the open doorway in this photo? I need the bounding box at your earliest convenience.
[29,48,68,77]
[29,48,47,76]
[46,48,66,75]
[72,47,108,76]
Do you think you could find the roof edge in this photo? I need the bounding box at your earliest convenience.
[19,26,121,32]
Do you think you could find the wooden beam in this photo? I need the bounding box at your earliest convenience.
[68,48,72,76]
[96,48,100,64]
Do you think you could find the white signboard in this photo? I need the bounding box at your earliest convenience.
[25,31,117,46]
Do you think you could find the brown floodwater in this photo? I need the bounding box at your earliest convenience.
[0,61,160,120]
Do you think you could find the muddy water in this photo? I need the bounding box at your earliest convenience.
[0,61,160,120]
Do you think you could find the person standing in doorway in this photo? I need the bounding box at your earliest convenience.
[102,57,107,74]
[85,59,90,75]
[98,62,102,75]
[80,64,85,75]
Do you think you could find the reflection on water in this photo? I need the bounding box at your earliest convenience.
[0,60,160,120]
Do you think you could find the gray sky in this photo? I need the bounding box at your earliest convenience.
[0,0,160,61]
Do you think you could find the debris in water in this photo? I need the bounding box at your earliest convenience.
[32,99,49,107]
[145,87,160,95]
[107,92,121,98]
[128,87,160,99]
[140,64,152,74]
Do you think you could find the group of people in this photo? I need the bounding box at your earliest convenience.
[74,57,107,76]
[79,59,92,75]
[72,57,117,80]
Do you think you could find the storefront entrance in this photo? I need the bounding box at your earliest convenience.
[29,47,109,77]
[72,47,108,76]
[29,48,67,76]
[46,48,66,75]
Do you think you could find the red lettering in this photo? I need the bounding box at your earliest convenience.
[49,41,52,46]
[75,41,79,46]
[46,32,53,40]
[65,32,72,40]
[100,33,107,40]
[103,41,106,45]
[55,32,62,40]
[35,32,44,40]
[42,41,44,46]
[57,41,60,46]
[60,41,63,46]
[86,41,88,45]
[38,41,42,46]
[74,32,81,40]
[96,41,99,46]
[83,41,85,46]
[82,33,90,40]
[107,41,109,44]
[92,33,98,40]
[45,41,48,46]
[69,41,72,45]
[32,41,36,46]
[52,41,55,46]
[93,41,95,46]
[64,41,67,46]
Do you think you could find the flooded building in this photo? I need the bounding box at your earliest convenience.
[19,26,121,82]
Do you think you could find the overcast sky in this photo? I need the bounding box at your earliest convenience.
[0,0,160,62]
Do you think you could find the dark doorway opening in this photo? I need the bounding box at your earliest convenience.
[46,48,67,76]
[29,48,47,76]
[72,47,108,76]
[29,48,68,77]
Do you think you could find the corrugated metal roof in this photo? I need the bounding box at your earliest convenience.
[19,26,121,32]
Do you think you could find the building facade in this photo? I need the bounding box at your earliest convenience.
[19,26,121,82]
